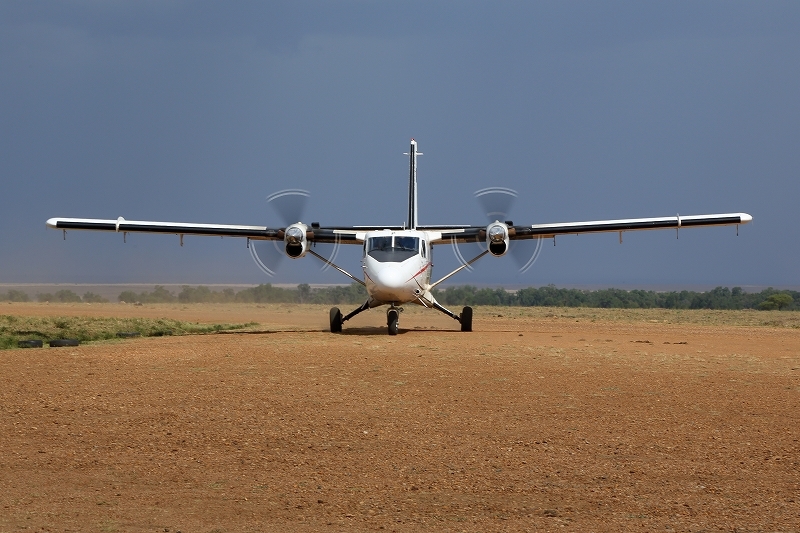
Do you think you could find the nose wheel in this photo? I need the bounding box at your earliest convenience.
[387,306,401,335]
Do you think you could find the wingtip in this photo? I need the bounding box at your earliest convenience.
[740,213,753,224]
[46,218,59,229]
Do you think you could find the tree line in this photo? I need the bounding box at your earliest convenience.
[432,285,796,311]
[0,289,107,303]
[0,284,795,310]
[116,283,369,305]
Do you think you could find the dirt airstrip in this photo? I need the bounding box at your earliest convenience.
[1,303,799,532]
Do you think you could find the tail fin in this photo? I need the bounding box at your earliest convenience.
[404,139,422,229]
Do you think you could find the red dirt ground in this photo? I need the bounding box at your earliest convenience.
[1,303,798,532]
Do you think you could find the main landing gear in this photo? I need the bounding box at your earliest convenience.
[329,300,370,333]
[459,306,473,332]
[329,301,473,335]
[329,307,343,333]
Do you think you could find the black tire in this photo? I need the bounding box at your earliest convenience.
[329,307,343,333]
[18,339,43,348]
[49,339,80,347]
[116,332,141,338]
[387,309,399,335]
[460,306,473,332]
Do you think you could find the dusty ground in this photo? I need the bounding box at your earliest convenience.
[1,303,798,532]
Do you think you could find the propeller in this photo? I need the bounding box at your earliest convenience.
[451,187,544,274]
[267,188,309,226]
[250,239,284,277]
[249,189,342,277]
[249,189,309,276]
[510,236,543,274]
[474,187,517,223]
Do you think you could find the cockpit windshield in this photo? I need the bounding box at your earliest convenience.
[395,236,419,252]
[368,236,393,252]
[367,236,420,262]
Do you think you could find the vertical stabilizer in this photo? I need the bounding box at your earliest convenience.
[404,139,422,229]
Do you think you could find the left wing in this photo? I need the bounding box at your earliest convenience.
[511,212,752,240]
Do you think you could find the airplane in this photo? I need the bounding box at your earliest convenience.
[47,139,752,335]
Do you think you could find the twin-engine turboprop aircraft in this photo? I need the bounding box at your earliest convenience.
[47,139,752,335]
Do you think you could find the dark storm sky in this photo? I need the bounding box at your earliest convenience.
[1,1,797,287]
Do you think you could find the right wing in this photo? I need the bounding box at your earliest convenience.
[46,217,398,245]
[47,217,279,239]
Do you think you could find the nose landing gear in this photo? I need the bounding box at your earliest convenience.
[387,305,403,335]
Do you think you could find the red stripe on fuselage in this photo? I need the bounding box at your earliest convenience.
[406,262,431,282]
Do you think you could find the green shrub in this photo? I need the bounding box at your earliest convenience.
[82,292,108,303]
[0,290,29,302]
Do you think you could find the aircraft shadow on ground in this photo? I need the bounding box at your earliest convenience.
[218,328,528,337]
[226,327,463,336]
[217,327,412,336]
[342,326,408,336]
[341,327,469,336]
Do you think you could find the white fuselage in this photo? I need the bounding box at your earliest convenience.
[362,230,434,304]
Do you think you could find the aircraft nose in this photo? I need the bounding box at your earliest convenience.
[371,266,415,302]
[374,268,406,290]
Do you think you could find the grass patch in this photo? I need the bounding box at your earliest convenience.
[0,315,257,350]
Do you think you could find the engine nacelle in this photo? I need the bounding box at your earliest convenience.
[284,222,309,258]
[486,221,509,257]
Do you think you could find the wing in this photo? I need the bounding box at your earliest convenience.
[511,212,752,240]
[47,217,280,239]
[46,217,396,245]
[48,212,752,245]
[425,213,752,244]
